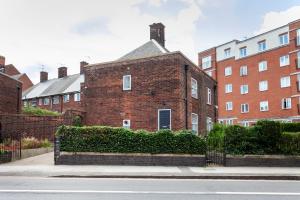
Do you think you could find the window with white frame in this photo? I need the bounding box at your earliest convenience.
[226,119,233,125]
[297,29,300,46]
[280,55,290,67]
[207,87,211,104]
[241,121,250,127]
[258,40,266,52]
[191,78,198,98]
[226,102,233,111]
[201,56,212,69]
[43,98,50,105]
[240,65,248,76]
[259,80,268,91]
[260,101,269,111]
[31,100,37,107]
[63,94,70,103]
[279,33,289,45]
[259,61,267,72]
[239,47,247,58]
[224,66,232,76]
[241,103,249,113]
[224,48,231,58]
[280,76,291,88]
[191,113,198,134]
[225,84,232,93]
[52,96,59,105]
[123,120,131,129]
[298,51,300,68]
[282,98,292,109]
[38,98,43,106]
[206,117,213,132]
[74,93,80,102]
[240,85,248,94]
[123,75,131,90]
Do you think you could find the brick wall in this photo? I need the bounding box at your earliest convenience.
[18,74,33,91]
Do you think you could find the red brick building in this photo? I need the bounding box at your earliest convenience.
[198,19,300,126]
[83,23,217,134]
[0,55,33,91]
[22,62,87,113]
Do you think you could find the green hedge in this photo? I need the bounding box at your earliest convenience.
[281,123,300,132]
[23,106,60,116]
[279,132,300,155]
[56,126,206,154]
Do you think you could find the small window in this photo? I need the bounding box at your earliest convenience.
[241,103,249,113]
[207,87,211,105]
[123,120,131,129]
[297,29,300,46]
[224,66,232,76]
[280,76,291,88]
[158,109,171,130]
[74,93,81,102]
[258,40,267,52]
[191,113,198,134]
[239,47,247,58]
[282,98,292,109]
[280,55,290,67]
[226,119,233,125]
[225,84,232,93]
[226,102,233,111]
[31,100,37,107]
[191,78,198,99]
[43,98,50,105]
[240,66,248,76]
[279,33,289,45]
[241,121,249,127]
[260,101,269,111]
[201,56,212,69]
[123,75,131,91]
[259,80,268,91]
[38,98,43,106]
[52,96,59,105]
[240,85,248,94]
[206,117,213,132]
[259,61,267,72]
[224,48,231,58]
[63,94,70,103]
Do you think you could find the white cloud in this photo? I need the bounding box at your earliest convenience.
[255,6,300,35]
[0,0,205,84]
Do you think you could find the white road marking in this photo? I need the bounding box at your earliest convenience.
[0,190,299,196]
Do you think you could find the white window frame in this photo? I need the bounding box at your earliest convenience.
[240,85,248,94]
[224,66,232,76]
[206,117,213,132]
[52,96,59,105]
[38,98,43,106]
[191,78,198,99]
[191,113,198,134]
[282,98,292,109]
[240,65,248,76]
[225,84,232,93]
[43,98,50,105]
[123,75,131,91]
[258,40,266,52]
[201,56,212,69]
[207,87,211,105]
[224,48,231,58]
[258,61,267,72]
[259,80,268,91]
[280,55,290,67]
[226,102,233,111]
[260,101,269,112]
[280,76,291,88]
[241,121,250,127]
[297,29,300,46]
[279,33,289,45]
[123,119,131,129]
[63,94,70,103]
[226,119,233,125]
[239,47,247,58]
[74,93,81,102]
[158,109,172,130]
[241,103,249,113]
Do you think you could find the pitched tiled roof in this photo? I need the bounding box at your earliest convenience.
[118,39,169,61]
[22,74,83,99]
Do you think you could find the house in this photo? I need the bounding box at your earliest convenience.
[198,19,300,126]
[82,23,217,134]
[0,55,33,91]
[22,62,87,113]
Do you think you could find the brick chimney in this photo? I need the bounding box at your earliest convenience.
[0,56,5,69]
[40,71,48,82]
[58,67,67,78]
[80,61,89,74]
[150,23,165,47]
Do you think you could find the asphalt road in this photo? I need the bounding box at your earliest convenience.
[0,177,300,200]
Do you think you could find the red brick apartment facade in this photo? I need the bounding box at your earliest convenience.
[198,19,300,126]
[83,23,217,134]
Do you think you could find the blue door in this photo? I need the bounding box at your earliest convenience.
[159,109,171,130]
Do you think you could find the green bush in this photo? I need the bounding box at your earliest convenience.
[279,132,300,155]
[208,123,225,138]
[21,137,52,149]
[72,116,83,127]
[56,126,206,154]
[22,106,60,116]
[281,123,300,132]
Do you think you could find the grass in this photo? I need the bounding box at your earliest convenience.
[22,106,60,116]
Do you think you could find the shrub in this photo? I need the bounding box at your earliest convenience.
[281,123,300,133]
[279,132,300,155]
[56,126,206,154]
[72,116,83,127]
[21,137,52,149]
[22,106,60,116]
[208,123,225,138]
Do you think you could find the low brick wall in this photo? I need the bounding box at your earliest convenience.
[226,155,300,167]
[55,152,205,166]
[21,147,53,159]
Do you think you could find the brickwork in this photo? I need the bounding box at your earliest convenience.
[18,74,33,91]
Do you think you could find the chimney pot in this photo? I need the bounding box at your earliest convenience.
[58,67,67,78]
[150,23,165,47]
[80,61,89,74]
[40,71,48,82]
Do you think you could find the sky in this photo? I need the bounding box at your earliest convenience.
[1,0,300,84]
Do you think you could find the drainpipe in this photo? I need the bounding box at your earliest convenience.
[184,64,189,130]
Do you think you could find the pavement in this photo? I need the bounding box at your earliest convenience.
[1,152,300,180]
